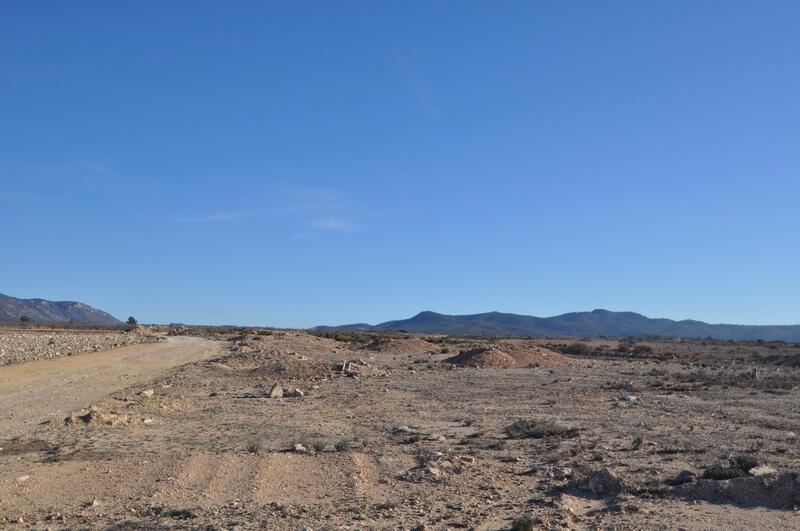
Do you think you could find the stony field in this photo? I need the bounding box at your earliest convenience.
[1,329,800,529]
[0,330,158,366]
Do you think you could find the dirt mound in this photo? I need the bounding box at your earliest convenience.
[499,341,576,368]
[246,357,329,381]
[365,337,439,355]
[65,406,130,427]
[444,343,574,369]
[444,346,517,368]
[215,331,354,381]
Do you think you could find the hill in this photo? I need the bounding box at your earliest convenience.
[0,293,121,324]
[316,309,800,342]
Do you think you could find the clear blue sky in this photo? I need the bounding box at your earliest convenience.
[2,2,799,327]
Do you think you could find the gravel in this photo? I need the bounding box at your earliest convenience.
[0,331,159,366]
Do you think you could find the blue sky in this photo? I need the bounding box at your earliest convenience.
[2,2,799,327]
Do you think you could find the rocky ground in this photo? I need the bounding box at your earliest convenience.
[0,329,159,366]
[1,330,800,529]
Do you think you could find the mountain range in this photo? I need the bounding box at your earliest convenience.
[316,309,800,342]
[0,293,121,324]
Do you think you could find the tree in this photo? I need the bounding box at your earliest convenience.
[127,316,138,325]
[20,315,31,323]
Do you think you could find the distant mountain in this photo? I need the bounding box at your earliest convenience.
[316,309,800,342]
[0,293,120,324]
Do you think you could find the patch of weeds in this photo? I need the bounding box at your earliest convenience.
[673,368,800,390]
[733,454,759,473]
[561,343,593,356]
[504,419,578,439]
[702,454,759,480]
[165,509,197,520]
[309,439,328,453]
[335,439,353,452]
[376,500,400,511]
[511,515,538,531]
[246,438,266,455]
[401,434,424,445]
[702,465,745,481]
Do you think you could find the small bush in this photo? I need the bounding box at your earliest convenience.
[335,439,353,452]
[733,454,759,473]
[20,315,31,323]
[504,419,578,439]
[562,343,592,356]
[632,345,654,355]
[511,515,537,531]
[702,465,744,481]
[702,455,759,480]
[246,438,265,455]
[308,439,328,452]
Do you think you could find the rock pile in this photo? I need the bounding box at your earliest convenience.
[0,331,158,366]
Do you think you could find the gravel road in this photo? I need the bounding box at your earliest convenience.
[0,336,222,437]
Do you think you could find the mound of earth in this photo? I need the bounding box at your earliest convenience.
[444,346,517,368]
[214,331,357,381]
[500,342,576,368]
[247,358,329,381]
[365,337,439,355]
[64,406,130,427]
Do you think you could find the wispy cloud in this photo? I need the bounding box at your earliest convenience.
[274,186,360,235]
[146,185,361,234]
[309,216,356,233]
[152,211,263,223]
[80,161,112,174]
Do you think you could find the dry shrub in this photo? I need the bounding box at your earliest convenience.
[504,418,578,439]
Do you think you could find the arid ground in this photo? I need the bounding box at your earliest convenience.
[2,327,800,530]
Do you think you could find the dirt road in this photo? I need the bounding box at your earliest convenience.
[0,336,221,437]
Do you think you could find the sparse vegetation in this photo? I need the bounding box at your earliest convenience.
[308,439,328,453]
[511,515,537,531]
[673,368,800,390]
[702,455,760,480]
[562,342,592,356]
[335,439,353,452]
[733,454,759,473]
[504,418,578,439]
[7,327,800,528]
[246,438,265,455]
[20,315,31,322]
[127,316,138,325]
[702,464,746,481]
[309,329,405,345]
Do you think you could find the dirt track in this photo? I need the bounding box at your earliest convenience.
[0,336,222,437]
[2,332,800,529]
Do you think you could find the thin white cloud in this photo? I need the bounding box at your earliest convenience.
[146,185,361,234]
[273,185,360,235]
[309,217,356,233]
[152,211,262,223]
[81,161,112,174]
